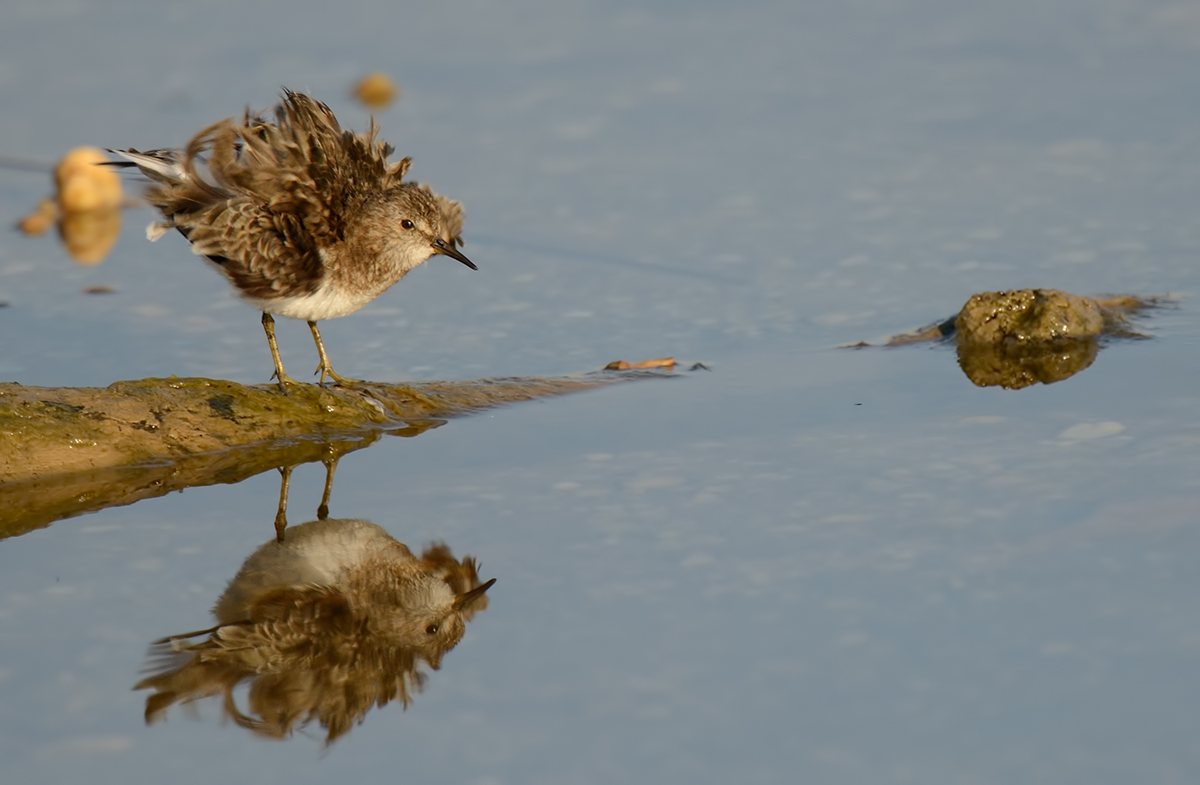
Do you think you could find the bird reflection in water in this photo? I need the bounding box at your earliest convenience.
[136,460,495,744]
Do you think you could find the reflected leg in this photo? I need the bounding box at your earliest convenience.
[317,456,340,521]
[274,465,293,542]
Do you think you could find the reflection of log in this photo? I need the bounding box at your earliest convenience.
[1,430,386,540]
[0,371,665,538]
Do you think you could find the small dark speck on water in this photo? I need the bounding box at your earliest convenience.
[83,285,115,295]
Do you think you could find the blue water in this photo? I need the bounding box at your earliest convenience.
[1,1,1199,783]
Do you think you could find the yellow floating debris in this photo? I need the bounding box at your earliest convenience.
[17,147,124,264]
[55,146,123,213]
[60,208,121,265]
[353,72,400,110]
[16,199,57,236]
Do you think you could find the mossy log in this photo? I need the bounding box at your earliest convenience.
[0,371,666,537]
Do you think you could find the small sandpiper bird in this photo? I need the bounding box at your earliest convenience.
[109,89,476,389]
[136,517,495,742]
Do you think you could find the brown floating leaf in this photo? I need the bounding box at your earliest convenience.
[603,357,675,371]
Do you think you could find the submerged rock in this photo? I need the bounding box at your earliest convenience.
[862,289,1166,389]
[952,289,1121,389]
[955,289,1105,344]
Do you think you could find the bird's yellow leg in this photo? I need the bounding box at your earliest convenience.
[261,313,300,393]
[308,321,362,387]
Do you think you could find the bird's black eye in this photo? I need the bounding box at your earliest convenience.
[425,624,439,635]
[401,219,416,230]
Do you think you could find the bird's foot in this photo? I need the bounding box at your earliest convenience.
[314,362,364,389]
[271,369,303,395]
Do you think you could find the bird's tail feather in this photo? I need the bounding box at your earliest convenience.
[105,148,188,184]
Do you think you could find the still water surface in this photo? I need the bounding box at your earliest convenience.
[2,1,1199,783]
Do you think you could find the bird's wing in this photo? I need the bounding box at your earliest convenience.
[134,90,413,300]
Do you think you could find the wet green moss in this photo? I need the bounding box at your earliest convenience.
[0,370,664,488]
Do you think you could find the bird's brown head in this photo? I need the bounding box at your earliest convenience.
[361,182,475,274]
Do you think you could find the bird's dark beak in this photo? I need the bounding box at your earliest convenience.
[431,238,477,270]
[453,577,496,611]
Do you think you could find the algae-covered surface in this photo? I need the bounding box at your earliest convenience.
[0,371,659,537]
[0,372,653,483]
[2,1,1200,784]
[869,289,1168,388]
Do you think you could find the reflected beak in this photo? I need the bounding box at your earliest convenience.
[431,237,477,270]
[453,577,496,611]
